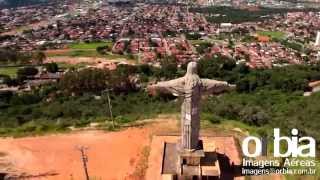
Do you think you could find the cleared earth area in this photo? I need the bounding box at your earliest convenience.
[0,116,179,179]
[0,116,283,180]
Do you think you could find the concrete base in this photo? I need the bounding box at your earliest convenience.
[145,135,244,180]
[162,141,220,178]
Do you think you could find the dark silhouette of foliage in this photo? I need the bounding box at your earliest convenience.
[44,63,58,73]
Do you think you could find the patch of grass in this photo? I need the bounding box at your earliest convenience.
[190,39,209,45]
[0,67,19,78]
[130,146,150,179]
[281,40,304,51]
[189,39,224,45]
[15,26,31,33]
[0,118,72,137]
[217,120,257,134]
[68,49,100,57]
[57,62,88,69]
[201,115,258,135]
[69,41,113,50]
[257,31,286,40]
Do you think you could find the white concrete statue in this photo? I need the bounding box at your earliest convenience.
[149,62,236,151]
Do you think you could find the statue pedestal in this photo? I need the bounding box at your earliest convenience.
[161,140,220,179]
[145,135,243,180]
[177,139,205,165]
[179,148,205,167]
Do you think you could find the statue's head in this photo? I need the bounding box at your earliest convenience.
[186,61,197,75]
[185,62,200,88]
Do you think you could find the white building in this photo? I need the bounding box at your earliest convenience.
[315,31,320,46]
[220,23,232,28]
[217,23,233,33]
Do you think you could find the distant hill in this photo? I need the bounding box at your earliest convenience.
[0,0,49,9]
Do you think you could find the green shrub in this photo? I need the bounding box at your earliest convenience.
[17,121,38,133]
[45,63,59,73]
[17,66,38,81]
[202,113,221,124]
[74,119,90,128]
[10,93,41,105]
[115,115,132,124]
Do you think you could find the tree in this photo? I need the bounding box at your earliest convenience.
[0,48,32,65]
[195,42,212,54]
[0,74,11,85]
[45,63,59,73]
[228,38,235,49]
[236,75,259,93]
[17,67,39,82]
[138,64,153,76]
[96,46,109,55]
[198,55,237,79]
[234,63,250,74]
[59,68,110,95]
[17,67,38,76]
[115,64,137,77]
[158,56,178,79]
[185,32,202,40]
[32,51,46,65]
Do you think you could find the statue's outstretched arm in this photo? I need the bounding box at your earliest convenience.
[148,77,185,96]
[201,79,236,94]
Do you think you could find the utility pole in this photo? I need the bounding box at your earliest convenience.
[76,146,89,180]
[138,40,141,64]
[104,89,114,128]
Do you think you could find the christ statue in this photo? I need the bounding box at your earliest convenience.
[149,62,236,151]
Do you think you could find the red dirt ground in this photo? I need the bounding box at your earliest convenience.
[0,117,179,180]
[0,128,151,180]
[0,117,261,180]
[46,56,107,65]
